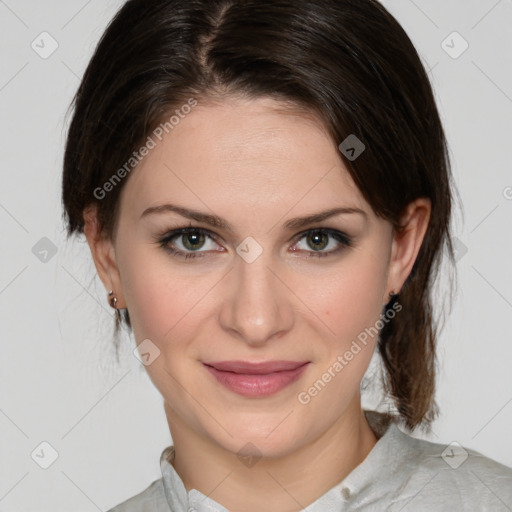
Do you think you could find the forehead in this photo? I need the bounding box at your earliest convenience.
[119,97,367,222]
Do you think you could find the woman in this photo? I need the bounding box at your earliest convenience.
[61,0,512,510]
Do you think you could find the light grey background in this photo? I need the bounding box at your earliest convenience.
[0,1,511,510]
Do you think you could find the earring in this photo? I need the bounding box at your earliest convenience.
[108,290,122,325]
[386,290,399,309]
[108,290,117,308]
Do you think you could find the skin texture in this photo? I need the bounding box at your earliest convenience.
[84,97,431,512]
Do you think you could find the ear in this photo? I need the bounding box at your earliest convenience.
[83,204,126,308]
[384,197,431,301]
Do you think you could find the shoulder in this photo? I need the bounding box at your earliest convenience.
[388,426,512,510]
[106,478,169,512]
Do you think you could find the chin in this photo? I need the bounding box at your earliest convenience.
[207,416,309,460]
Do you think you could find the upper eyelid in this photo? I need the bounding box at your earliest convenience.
[167,227,221,243]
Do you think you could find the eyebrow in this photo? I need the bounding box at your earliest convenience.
[140,203,367,231]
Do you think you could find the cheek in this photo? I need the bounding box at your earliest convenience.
[118,245,222,345]
[310,257,388,345]
[296,259,388,411]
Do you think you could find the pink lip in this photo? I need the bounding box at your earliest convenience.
[203,360,310,397]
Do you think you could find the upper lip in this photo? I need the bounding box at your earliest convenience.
[203,360,310,374]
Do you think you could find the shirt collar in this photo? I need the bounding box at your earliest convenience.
[159,410,410,511]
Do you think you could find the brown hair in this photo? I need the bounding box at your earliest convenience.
[62,0,459,431]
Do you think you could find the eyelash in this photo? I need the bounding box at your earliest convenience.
[155,226,352,260]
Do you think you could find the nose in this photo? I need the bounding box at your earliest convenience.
[218,249,295,346]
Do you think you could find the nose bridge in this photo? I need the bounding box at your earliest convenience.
[219,244,293,345]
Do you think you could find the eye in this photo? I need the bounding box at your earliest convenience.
[156,226,352,260]
[158,227,223,259]
[290,229,351,257]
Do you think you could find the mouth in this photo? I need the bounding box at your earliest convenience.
[202,360,310,397]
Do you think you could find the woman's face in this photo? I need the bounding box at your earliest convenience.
[103,97,414,457]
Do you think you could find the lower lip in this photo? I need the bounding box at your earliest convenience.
[204,363,310,397]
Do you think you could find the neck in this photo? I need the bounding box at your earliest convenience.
[166,401,379,512]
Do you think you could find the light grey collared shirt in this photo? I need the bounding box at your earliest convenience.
[107,410,512,511]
